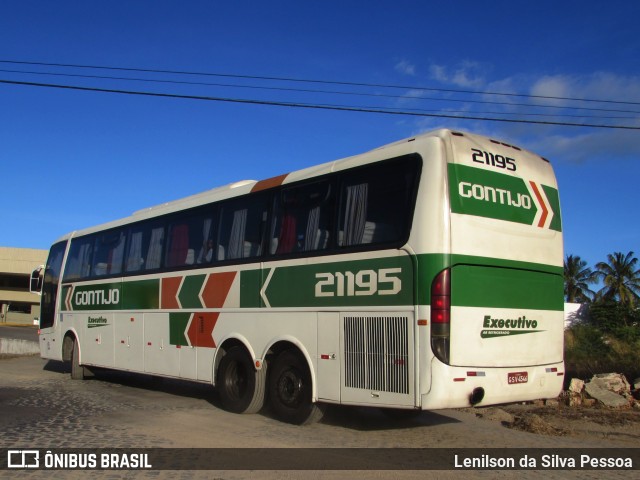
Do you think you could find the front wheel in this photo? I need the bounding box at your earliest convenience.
[217,346,266,414]
[268,350,325,425]
[70,338,93,380]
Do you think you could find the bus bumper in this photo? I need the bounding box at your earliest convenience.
[420,358,565,410]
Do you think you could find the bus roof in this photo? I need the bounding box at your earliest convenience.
[52,129,546,243]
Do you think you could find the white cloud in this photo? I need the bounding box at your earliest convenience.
[416,66,640,162]
[395,60,416,76]
[530,73,640,105]
[428,61,488,88]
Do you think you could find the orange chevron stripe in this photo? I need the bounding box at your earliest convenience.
[529,181,548,228]
[187,312,219,348]
[201,271,237,308]
[161,276,182,309]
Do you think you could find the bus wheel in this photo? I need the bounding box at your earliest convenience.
[70,338,92,380]
[217,346,266,414]
[268,350,325,425]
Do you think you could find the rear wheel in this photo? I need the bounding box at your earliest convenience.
[217,346,266,414]
[268,350,325,425]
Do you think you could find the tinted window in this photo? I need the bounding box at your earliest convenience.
[125,220,165,273]
[165,209,217,268]
[63,236,94,281]
[269,180,335,255]
[338,156,420,247]
[218,194,269,261]
[41,241,67,328]
[92,230,126,277]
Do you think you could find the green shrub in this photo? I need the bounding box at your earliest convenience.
[564,324,640,383]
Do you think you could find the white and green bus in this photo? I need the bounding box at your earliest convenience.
[33,129,564,424]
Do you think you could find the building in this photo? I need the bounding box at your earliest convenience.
[0,247,48,325]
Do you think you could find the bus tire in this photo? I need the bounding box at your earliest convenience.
[268,349,325,425]
[70,338,89,380]
[217,346,266,414]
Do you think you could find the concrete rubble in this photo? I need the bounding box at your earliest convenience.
[564,373,640,409]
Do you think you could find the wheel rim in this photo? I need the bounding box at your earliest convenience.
[276,369,304,408]
[225,360,247,401]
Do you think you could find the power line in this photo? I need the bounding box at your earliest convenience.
[1,59,639,107]
[2,78,638,130]
[1,67,639,117]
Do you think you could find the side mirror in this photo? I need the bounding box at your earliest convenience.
[30,265,44,295]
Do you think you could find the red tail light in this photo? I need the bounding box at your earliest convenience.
[431,269,451,364]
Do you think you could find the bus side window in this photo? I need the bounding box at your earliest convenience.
[270,181,334,256]
[63,236,95,281]
[218,194,269,261]
[125,221,165,273]
[338,157,419,247]
[92,230,126,277]
[165,209,217,268]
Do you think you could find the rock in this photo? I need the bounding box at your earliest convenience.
[590,373,630,395]
[545,399,559,407]
[583,398,596,407]
[569,378,584,394]
[568,395,582,407]
[584,382,629,408]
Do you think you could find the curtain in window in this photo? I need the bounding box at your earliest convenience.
[126,232,143,271]
[197,218,213,263]
[146,227,164,269]
[168,224,189,266]
[228,209,247,259]
[304,206,321,251]
[109,234,126,274]
[343,183,368,246]
[78,243,93,278]
[276,213,296,254]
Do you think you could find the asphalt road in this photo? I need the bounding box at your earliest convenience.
[0,355,636,480]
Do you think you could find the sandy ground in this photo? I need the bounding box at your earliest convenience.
[1,354,638,480]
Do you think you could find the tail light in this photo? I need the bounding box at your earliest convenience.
[431,268,451,364]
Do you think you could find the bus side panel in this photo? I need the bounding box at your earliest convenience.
[317,312,340,403]
[144,313,180,377]
[81,312,115,368]
[113,312,144,370]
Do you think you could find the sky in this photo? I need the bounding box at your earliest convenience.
[1,1,639,271]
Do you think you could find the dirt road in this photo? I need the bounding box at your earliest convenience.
[1,355,638,479]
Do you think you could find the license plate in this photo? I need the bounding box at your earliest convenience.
[508,371,528,384]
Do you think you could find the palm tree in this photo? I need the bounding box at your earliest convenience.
[593,251,640,307]
[564,254,596,303]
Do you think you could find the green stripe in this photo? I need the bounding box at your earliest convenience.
[240,270,262,308]
[122,279,159,309]
[60,254,562,312]
[543,184,562,232]
[257,256,414,308]
[178,274,206,309]
[169,313,191,346]
[451,264,563,311]
[415,254,563,309]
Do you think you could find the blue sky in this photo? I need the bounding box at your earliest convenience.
[1,1,639,271]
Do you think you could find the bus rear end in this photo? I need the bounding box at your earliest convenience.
[424,131,564,409]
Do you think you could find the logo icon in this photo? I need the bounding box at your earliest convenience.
[7,450,40,468]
